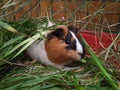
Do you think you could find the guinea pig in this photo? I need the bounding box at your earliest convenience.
[26,25,85,68]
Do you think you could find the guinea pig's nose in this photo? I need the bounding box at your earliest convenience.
[78,53,83,57]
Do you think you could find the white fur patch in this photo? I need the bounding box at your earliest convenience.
[26,40,53,65]
[70,31,83,54]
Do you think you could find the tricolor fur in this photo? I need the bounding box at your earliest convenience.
[26,25,85,68]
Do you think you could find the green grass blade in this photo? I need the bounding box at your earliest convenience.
[3,83,23,90]
[73,76,85,90]
[46,87,64,90]
[30,84,55,90]
[3,37,32,58]
[12,40,34,59]
[0,36,24,50]
[21,76,53,88]
[0,76,33,85]
[12,34,40,59]
[3,33,36,57]
[0,20,25,36]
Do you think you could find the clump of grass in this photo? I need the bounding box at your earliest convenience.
[0,18,56,64]
[0,0,120,89]
[0,63,113,90]
[81,36,118,90]
[0,18,119,90]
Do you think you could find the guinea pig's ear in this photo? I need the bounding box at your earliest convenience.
[68,25,79,33]
[47,28,64,39]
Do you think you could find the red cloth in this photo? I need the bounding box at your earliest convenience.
[80,30,117,52]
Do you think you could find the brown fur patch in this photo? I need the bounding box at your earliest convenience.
[45,38,80,65]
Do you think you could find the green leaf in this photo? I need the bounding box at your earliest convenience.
[21,76,53,87]
[13,33,41,58]
[30,84,55,90]
[3,83,23,90]
[46,87,64,90]
[0,36,24,50]
[0,20,25,36]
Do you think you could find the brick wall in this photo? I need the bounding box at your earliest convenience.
[0,0,120,32]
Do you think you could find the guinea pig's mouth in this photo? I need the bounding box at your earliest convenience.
[78,53,81,56]
[78,52,85,58]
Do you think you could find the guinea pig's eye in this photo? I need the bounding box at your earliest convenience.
[65,32,72,44]
[65,39,71,44]
[65,39,76,50]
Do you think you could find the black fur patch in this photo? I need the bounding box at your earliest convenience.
[65,32,72,44]
[65,39,76,50]
[81,45,85,58]
[47,28,64,40]
[68,26,85,58]
[68,25,78,34]
[64,31,77,51]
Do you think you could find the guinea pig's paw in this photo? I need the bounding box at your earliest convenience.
[68,50,81,60]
